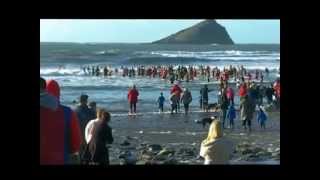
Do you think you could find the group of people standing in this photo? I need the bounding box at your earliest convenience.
[40,77,114,165]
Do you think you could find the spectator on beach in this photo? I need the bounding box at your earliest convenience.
[265,84,274,105]
[273,79,280,108]
[75,94,95,161]
[200,120,233,164]
[226,103,236,129]
[240,95,255,132]
[219,88,230,128]
[128,85,139,114]
[226,86,234,105]
[41,78,82,165]
[238,83,247,100]
[89,101,97,119]
[200,84,212,112]
[181,88,192,115]
[157,92,165,113]
[82,108,113,165]
[257,105,268,130]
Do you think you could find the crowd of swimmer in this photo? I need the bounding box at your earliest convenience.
[81,64,272,83]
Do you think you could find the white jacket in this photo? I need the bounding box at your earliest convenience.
[200,137,233,164]
[85,118,99,144]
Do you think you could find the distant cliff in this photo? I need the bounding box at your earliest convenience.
[153,20,234,45]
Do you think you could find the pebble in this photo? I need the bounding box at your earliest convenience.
[148,144,163,152]
[120,140,130,146]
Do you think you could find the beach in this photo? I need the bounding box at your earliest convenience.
[107,110,280,165]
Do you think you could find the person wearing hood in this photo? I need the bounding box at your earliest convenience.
[199,120,233,165]
[181,88,192,115]
[40,78,82,165]
[226,103,236,129]
[40,77,58,111]
[257,105,268,129]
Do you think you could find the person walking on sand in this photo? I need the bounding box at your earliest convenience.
[82,109,113,165]
[157,92,165,113]
[226,103,236,129]
[128,85,139,115]
[75,94,96,159]
[256,105,268,130]
[219,88,230,129]
[199,120,233,165]
[265,84,274,105]
[181,88,192,115]
[41,78,82,165]
[200,84,212,112]
[226,86,234,105]
[240,95,255,132]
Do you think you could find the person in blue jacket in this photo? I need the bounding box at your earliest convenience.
[257,105,267,129]
[226,103,236,129]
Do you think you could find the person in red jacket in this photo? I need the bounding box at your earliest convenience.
[40,78,82,165]
[128,85,139,114]
[238,83,247,100]
[170,82,183,112]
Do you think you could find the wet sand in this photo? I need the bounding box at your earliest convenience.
[107,110,280,165]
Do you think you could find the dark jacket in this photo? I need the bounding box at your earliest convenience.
[219,94,230,110]
[75,105,95,135]
[85,121,113,165]
[200,87,209,100]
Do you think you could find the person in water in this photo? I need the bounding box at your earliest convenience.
[41,78,82,165]
[170,92,179,114]
[157,92,165,113]
[127,85,139,114]
[256,105,267,130]
[200,120,233,164]
[181,88,192,115]
[170,82,182,112]
[82,108,113,165]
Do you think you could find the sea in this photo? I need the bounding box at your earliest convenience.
[40,43,280,114]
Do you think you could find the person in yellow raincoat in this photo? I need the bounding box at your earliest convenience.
[200,120,234,164]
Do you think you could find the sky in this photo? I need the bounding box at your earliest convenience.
[40,19,280,44]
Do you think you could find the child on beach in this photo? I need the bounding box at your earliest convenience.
[157,92,165,113]
[226,103,236,129]
[257,106,268,129]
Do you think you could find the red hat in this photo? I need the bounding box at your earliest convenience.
[46,79,60,99]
